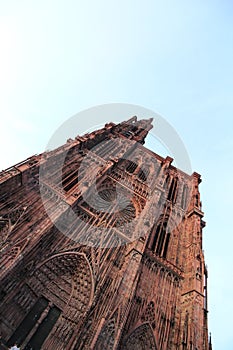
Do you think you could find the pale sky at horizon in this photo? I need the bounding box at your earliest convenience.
[1,1,233,348]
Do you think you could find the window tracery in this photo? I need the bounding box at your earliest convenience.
[151,221,170,259]
[167,177,178,203]
[19,252,95,348]
[94,318,116,350]
[138,166,149,182]
[84,187,137,227]
[181,184,188,210]
[126,161,138,174]
[141,301,156,329]
[122,323,157,350]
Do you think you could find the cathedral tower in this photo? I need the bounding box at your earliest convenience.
[0,117,211,349]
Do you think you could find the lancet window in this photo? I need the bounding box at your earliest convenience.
[151,221,170,259]
[126,161,138,174]
[167,177,178,203]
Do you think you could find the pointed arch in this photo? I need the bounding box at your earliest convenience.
[137,166,150,182]
[122,323,157,350]
[151,220,170,259]
[126,160,138,174]
[167,177,178,203]
[7,251,95,349]
[141,301,156,329]
[94,318,116,350]
[181,184,188,210]
[33,251,95,315]
[0,238,30,280]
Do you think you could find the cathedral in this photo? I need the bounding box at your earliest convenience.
[0,117,211,349]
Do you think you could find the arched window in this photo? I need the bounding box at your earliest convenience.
[181,184,188,209]
[163,233,170,259]
[151,221,170,259]
[165,174,170,187]
[126,161,138,174]
[138,167,149,182]
[122,130,134,138]
[167,177,178,203]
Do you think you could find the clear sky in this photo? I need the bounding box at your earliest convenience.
[1,1,233,348]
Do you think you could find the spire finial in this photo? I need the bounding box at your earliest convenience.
[209,332,212,350]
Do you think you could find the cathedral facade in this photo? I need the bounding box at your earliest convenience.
[0,117,211,349]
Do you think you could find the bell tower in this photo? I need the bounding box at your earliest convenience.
[0,117,211,350]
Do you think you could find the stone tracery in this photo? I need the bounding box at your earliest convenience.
[122,323,157,350]
[0,116,210,350]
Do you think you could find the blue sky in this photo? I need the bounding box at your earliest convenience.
[1,1,233,348]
